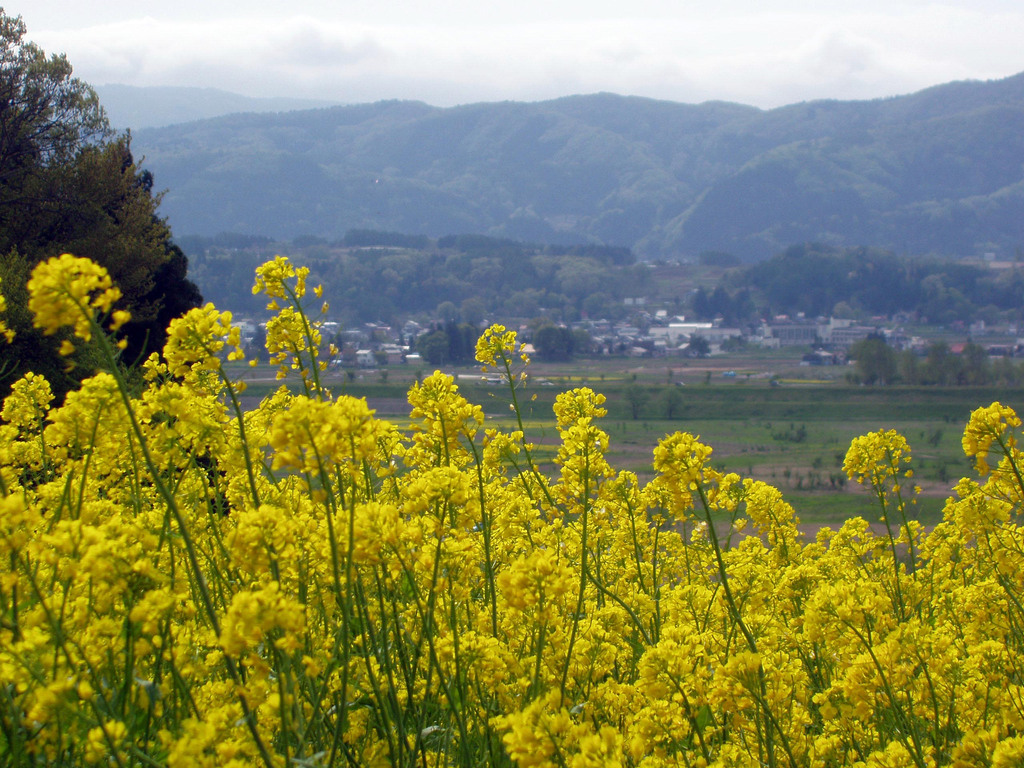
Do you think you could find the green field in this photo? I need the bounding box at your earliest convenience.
[233,356,1024,529]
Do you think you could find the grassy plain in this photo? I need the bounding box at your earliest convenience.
[234,351,1024,529]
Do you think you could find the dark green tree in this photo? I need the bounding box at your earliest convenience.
[687,335,711,358]
[460,297,486,326]
[959,341,990,386]
[849,334,898,385]
[897,349,921,384]
[572,328,593,356]
[0,11,201,396]
[533,325,575,362]
[692,287,711,319]
[921,342,960,386]
[662,385,684,419]
[416,330,450,366]
[624,382,648,420]
[444,321,477,364]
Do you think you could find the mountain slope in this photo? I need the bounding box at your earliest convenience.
[96,84,341,129]
[129,74,1024,259]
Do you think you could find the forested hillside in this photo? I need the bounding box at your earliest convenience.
[131,74,1024,260]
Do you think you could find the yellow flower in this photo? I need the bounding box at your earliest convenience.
[498,548,574,615]
[992,735,1024,768]
[553,387,607,430]
[163,304,242,379]
[843,429,911,487]
[0,493,43,555]
[109,309,132,331]
[219,581,305,656]
[252,254,309,302]
[651,431,714,513]
[26,253,122,341]
[264,305,321,375]
[268,394,388,476]
[406,371,484,468]
[350,501,402,564]
[962,402,1021,475]
[84,720,127,764]
[1,372,53,431]
[476,323,519,369]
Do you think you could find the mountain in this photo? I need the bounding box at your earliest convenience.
[127,74,1024,260]
[95,85,340,129]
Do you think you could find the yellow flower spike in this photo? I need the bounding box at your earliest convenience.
[84,720,127,764]
[475,323,519,369]
[1,371,54,430]
[219,581,306,657]
[268,394,390,476]
[963,402,1022,475]
[406,371,485,468]
[163,304,240,378]
[264,305,322,378]
[553,387,607,430]
[27,253,122,342]
[843,429,912,488]
[58,339,76,356]
[252,254,310,300]
[294,265,309,297]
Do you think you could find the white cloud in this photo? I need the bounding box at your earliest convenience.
[29,6,1024,108]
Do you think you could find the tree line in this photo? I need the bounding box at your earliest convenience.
[182,234,1024,335]
[414,320,586,365]
[183,232,651,326]
[733,243,1024,325]
[849,335,1024,387]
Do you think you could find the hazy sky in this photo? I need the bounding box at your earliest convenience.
[20,0,1024,108]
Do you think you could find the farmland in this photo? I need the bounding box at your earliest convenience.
[236,351,1021,528]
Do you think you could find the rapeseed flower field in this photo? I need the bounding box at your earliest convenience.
[2,254,1024,767]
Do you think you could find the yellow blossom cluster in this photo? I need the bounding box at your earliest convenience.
[25,253,125,353]
[251,255,332,386]
[6,253,1024,767]
[163,303,244,378]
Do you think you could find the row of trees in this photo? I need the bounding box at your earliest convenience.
[849,335,1024,386]
[736,243,1024,324]
[0,11,200,399]
[185,235,1024,337]
[415,321,590,365]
